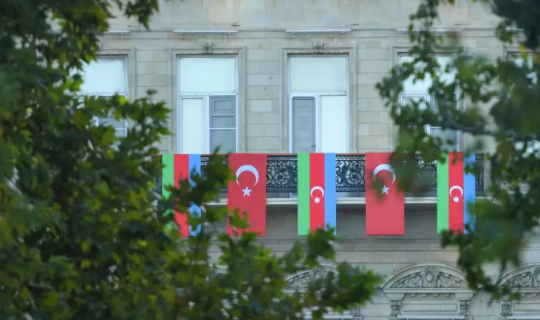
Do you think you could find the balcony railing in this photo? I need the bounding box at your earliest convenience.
[153,154,484,196]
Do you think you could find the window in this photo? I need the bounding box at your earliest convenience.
[178,57,237,154]
[509,53,540,156]
[288,56,348,153]
[80,57,128,138]
[399,55,459,151]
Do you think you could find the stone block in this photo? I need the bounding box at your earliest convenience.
[247,49,278,61]
[357,85,382,99]
[368,123,389,136]
[262,113,280,124]
[360,60,392,73]
[356,73,386,85]
[247,61,280,74]
[357,99,386,111]
[264,124,279,136]
[137,75,153,87]
[150,75,169,86]
[247,136,279,150]
[137,50,154,62]
[247,112,265,124]
[357,136,390,149]
[359,48,391,60]
[247,85,279,100]
[152,50,169,62]
[358,123,369,136]
[248,100,273,113]
[357,111,388,124]
[247,49,266,61]
[247,124,266,136]
[138,62,169,75]
[247,74,279,86]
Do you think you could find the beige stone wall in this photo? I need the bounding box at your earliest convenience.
[98,1,540,316]
[99,28,503,154]
[102,0,506,155]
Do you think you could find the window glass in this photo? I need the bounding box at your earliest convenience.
[81,58,126,94]
[292,97,316,153]
[320,95,347,153]
[179,58,236,93]
[80,58,128,139]
[181,98,205,154]
[290,56,348,92]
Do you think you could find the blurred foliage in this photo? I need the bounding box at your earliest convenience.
[0,0,380,319]
[377,0,540,299]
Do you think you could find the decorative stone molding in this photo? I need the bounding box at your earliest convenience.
[284,264,338,289]
[381,262,475,320]
[498,264,540,289]
[387,265,467,289]
[496,263,540,320]
[201,42,213,54]
[311,42,325,53]
[390,300,401,317]
[459,300,470,317]
[500,300,513,318]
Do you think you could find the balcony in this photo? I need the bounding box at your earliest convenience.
[153,154,485,202]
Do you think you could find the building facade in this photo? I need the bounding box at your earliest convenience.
[85,0,540,318]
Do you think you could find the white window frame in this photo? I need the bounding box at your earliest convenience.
[177,92,238,154]
[287,55,349,153]
[79,56,129,138]
[398,54,461,151]
[507,52,540,156]
[288,92,348,153]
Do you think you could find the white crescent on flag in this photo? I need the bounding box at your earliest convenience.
[449,185,464,198]
[235,165,259,185]
[373,164,396,184]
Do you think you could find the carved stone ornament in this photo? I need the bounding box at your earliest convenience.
[201,42,213,54]
[381,262,475,319]
[312,42,325,54]
[459,300,470,317]
[390,300,401,317]
[389,266,466,289]
[500,266,540,288]
[284,264,338,289]
[500,300,513,317]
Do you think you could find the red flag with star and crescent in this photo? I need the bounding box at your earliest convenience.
[365,152,405,235]
[227,153,267,236]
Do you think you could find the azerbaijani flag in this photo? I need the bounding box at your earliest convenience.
[437,152,476,234]
[162,154,201,237]
[297,153,337,235]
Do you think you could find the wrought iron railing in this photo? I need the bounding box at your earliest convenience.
[154,154,485,196]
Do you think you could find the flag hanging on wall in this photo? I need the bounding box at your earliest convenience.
[162,154,201,237]
[437,152,476,234]
[228,153,267,236]
[365,152,405,235]
[297,153,337,235]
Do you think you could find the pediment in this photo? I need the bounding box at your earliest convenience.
[284,264,338,290]
[497,263,540,289]
[381,262,471,293]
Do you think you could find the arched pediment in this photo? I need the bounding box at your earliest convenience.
[284,263,338,290]
[381,261,469,291]
[381,262,475,319]
[497,263,540,289]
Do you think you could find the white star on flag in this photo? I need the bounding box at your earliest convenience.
[242,187,252,196]
[382,185,390,194]
[453,196,460,203]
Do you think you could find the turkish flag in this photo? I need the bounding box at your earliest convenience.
[365,152,405,235]
[448,152,464,233]
[227,154,267,236]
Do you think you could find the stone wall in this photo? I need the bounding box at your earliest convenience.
[97,0,539,316]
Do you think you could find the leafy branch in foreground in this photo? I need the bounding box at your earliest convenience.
[0,0,379,318]
[377,0,540,299]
